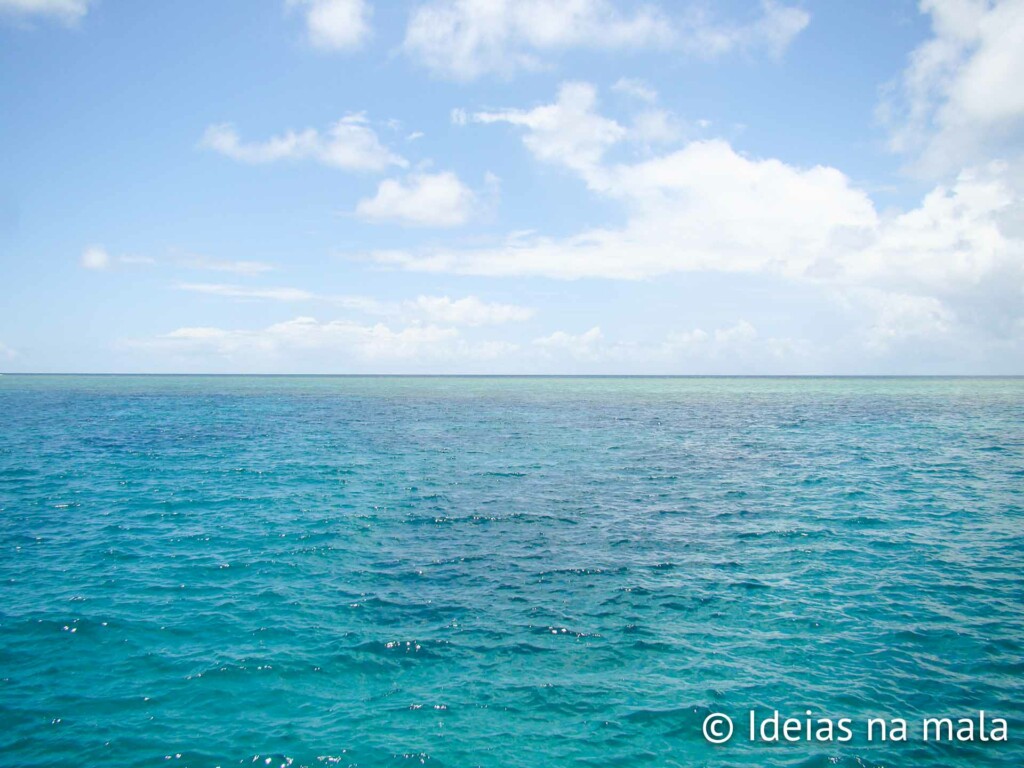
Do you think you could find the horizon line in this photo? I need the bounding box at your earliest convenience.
[2,373,1023,379]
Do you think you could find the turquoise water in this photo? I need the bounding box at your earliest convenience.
[1,375,1021,767]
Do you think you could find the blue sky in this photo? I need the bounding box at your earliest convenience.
[1,0,1022,374]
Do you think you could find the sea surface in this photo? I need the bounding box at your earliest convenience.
[1,375,1022,768]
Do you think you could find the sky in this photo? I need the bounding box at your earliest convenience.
[1,0,1023,374]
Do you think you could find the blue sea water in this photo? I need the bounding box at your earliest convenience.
[0,375,1022,768]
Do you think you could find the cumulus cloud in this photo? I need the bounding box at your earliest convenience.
[371,137,878,280]
[835,163,1018,293]
[200,115,406,172]
[368,80,1024,359]
[287,0,372,51]
[864,0,1024,352]
[356,171,477,227]
[0,340,17,360]
[881,0,1024,173]
[474,82,626,177]
[0,0,90,24]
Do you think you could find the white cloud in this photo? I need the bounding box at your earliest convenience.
[81,246,111,270]
[835,163,1018,293]
[0,340,16,360]
[402,0,806,80]
[412,295,534,325]
[530,320,804,366]
[611,77,658,103]
[372,137,877,280]
[378,83,1020,285]
[200,115,406,172]
[474,81,626,178]
[134,316,516,369]
[680,0,810,59]
[473,82,690,171]
[79,246,158,270]
[662,320,806,362]
[709,319,759,347]
[533,326,606,360]
[854,289,956,352]
[403,0,673,80]
[0,0,90,24]
[356,171,477,227]
[882,0,1024,172]
[127,314,819,373]
[176,283,315,302]
[368,81,1024,358]
[287,0,372,51]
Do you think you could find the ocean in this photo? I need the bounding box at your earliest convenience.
[1,375,1021,767]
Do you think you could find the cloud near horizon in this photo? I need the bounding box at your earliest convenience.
[125,315,813,374]
[127,316,516,371]
[366,77,1024,365]
[5,0,1023,374]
